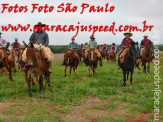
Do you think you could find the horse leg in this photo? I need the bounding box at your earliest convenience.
[130,70,133,88]
[92,65,95,75]
[8,63,13,81]
[123,71,126,87]
[69,66,72,74]
[143,63,146,73]
[25,71,28,85]
[46,72,53,93]
[64,65,67,77]
[73,66,76,75]
[126,71,129,84]
[147,61,150,73]
[89,65,91,77]
[39,75,43,93]
[28,74,32,97]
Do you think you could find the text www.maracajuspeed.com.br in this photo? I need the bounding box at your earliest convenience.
[0,21,154,36]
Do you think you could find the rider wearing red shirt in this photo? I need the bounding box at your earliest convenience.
[118,32,133,70]
[12,38,20,51]
[141,35,151,48]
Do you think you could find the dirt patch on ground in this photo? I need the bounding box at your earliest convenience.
[126,112,150,122]
[0,103,14,119]
[53,53,64,61]
[62,97,110,122]
[112,102,128,117]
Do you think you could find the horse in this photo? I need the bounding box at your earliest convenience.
[0,48,13,81]
[120,41,139,87]
[8,49,16,72]
[64,50,79,77]
[15,47,26,70]
[140,43,153,73]
[77,49,85,63]
[101,50,106,60]
[88,49,98,77]
[23,41,52,97]
[107,51,116,62]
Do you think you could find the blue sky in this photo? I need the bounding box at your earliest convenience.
[0,0,162,45]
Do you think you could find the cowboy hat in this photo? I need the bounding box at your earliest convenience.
[15,38,18,40]
[112,43,115,45]
[0,32,3,35]
[124,32,133,37]
[35,22,45,27]
[143,35,148,37]
[90,35,96,39]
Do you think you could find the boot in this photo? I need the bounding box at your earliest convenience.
[85,58,88,66]
[99,57,103,66]
[118,65,121,70]
[62,60,66,65]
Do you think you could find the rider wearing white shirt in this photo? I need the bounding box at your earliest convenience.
[0,32,10,54]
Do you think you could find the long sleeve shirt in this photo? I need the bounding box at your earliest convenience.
[68,42,78,53]
[29,31,49,47]
[89,40,97,49]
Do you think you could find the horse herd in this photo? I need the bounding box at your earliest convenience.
[0,42,153,97]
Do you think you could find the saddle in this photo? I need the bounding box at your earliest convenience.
[119,48,129,64]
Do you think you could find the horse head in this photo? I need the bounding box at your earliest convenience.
[65,50,75,65]
[89,49,97,62]
[23,41,36,68]
[144,42,153,59]
[129,41,139,58]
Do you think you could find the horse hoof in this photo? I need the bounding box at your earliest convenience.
[126,80,128,84]
[130,85,132,88]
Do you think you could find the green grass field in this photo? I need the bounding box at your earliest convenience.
[0,54,163,122]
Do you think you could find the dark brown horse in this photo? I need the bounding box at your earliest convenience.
[141,43,153,73]
[64,50,79,77]
[107,51,116,62]
[0,48,13,81]
[23,42,52,97]
[101,50,106,60]
[88,49,98,77]
[120,41,139,87]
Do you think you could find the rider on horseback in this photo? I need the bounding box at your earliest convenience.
[118,32,141,70]
[62,36,79,65]
[85,35,103,66]
[102,44,108,52]
[140,35,153,59]
[26,22,51,73]
[108,43,117,56]
[11,38,20,51]
[0,32,10,55]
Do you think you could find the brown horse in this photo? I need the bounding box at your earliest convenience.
[88,49,98,77]
[107,51,116,62]
[141,43,153,73]
[77,49,85,63]
[23,42,52,97]
[15,47,26,70]
[0,48,13,81]
[64,50,79,77]
[101,50,106,60]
